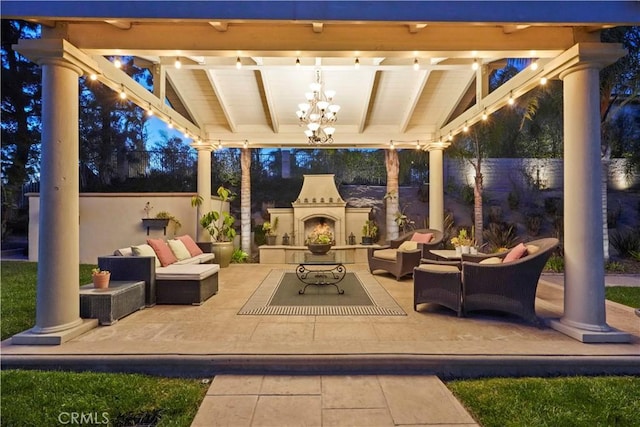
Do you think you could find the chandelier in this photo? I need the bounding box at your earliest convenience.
[296,69,341,144]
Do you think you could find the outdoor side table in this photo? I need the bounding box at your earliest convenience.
[80,280,145,325]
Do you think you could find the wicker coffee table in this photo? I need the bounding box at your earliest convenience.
[80,280,145,325]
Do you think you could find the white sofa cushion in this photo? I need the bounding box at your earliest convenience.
[156,264,220,281]
[174,253,215,265]
[373,249,398,261]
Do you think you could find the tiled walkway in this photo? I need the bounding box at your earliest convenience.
[2,263,638,426]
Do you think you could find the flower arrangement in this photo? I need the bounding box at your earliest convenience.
[451,229,473,247]
[262,216,278,236]
[91,268,110,289]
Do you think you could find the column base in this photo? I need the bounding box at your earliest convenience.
[11,319,98,346]
[548,319,632,343]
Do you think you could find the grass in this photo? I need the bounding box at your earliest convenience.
[448,376,640,427]
[605,286,640,308]
[0,261,95,340]
[0,370,208,426]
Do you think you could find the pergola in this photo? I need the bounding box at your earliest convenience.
[4,1,637,345]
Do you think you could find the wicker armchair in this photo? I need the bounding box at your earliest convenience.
[367,229,444,280]
[461,237,559,323]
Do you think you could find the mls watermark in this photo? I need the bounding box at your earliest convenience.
[57,411,109,425]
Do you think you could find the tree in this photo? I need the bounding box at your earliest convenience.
[384,149,400,240]
[1,20,41,237]
[240,148,251,254]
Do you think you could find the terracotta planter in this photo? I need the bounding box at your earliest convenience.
[92,272,110,289]
[307,243,332,255]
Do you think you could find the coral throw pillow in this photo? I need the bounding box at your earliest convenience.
[147,238,178,267]
[411,232,434,244]
[177,235,204,257]
[503,242,528,263]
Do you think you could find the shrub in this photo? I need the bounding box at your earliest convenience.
[507,191,520,211]
[544,197,562,216]
[526,213,544,236]
[605,261,625,273]
[461,185,474,205]
[482,222,519,252]
[545,254,564,272]
[231,248,249,263]
[607,202,622,229]
[488,205,503,224]
[610,228,640,258]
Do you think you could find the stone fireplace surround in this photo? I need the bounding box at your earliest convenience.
[260,174,372,264]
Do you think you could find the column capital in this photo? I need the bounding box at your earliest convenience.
[190,141,217,152]
[424,141,451,152]
[14,38,100,77]
[558,42,626,80]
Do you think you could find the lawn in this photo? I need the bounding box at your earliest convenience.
[0,370,208,426]
[448,376,640,427]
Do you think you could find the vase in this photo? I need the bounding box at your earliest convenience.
[470,246,478,255]
[307,243,332,255]
[92,272,110,289]
[455,246,462,256]
[211,241,234,268]
[461,245,470,254]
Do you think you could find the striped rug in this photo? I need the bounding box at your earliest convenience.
[238,269,406,316]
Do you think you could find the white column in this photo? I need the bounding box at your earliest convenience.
[13,57,98,344]
[549,62,630,343]
[192,143,215,241]
[426,142,450,232]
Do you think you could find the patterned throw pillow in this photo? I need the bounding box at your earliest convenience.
[131,244,161,268]
[147,238,178,267]
[398,240,418,252]
[177,235,204,257]
[168,239,192,261]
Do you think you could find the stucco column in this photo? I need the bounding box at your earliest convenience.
[549,61,630,343]
[425,142,450,232]
[191,143,215,241]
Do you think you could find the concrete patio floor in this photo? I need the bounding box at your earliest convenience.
[2,263,638,378]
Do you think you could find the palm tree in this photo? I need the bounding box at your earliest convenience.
[240,148,251,254]
[385,149,400,240]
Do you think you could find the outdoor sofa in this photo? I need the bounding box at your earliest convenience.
[98,235,219,306]
[368,228,444,280]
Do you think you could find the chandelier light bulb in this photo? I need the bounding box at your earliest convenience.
[298,103,310,112]
[308,122,320,131]
[324,90,336,100]
[304,129,313,137]
[324,126,335,136]
[317,101,329,111]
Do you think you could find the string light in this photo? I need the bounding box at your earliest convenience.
[508,91,515,105]
[174,57,182,69]
[472,58,479,71]
[540,76,548,85]
[118,85,127,100]
[413,58,419,71]
[146,103,154,117]
[389,141,395,150]
[295,58,301,69]
[463,121,469,133]
[530,61,539,71]
[482,109,488,121]
[354,57,360,69]
[236,57,242,69]
[113,57,122,69]
[448,132,453,141]
[89,73,97,81]
[167,120,174,129]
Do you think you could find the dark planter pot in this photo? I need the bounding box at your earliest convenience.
[211,241,234,268]
[361,236,373,245]
[307,243,332,255]
[266,235,277,245]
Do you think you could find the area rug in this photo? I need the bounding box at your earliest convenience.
[238,269,406,316]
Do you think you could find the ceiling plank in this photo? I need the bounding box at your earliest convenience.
[399,70,431,133]
[359,70,378,134]
[205,70,238,132]
[257,70,277,133]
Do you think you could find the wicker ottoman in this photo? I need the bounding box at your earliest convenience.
[80,280,145,325]
[413,264,462,316]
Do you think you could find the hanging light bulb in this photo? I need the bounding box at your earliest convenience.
[530,61,539,71]
[167,120,174,129]
[295,58,301,69]
[472,58,479,71]
[236,57,242,69]
[482,109,488,121]
[174,57,182,69]
[354,57,360,69]
[463,121,469,133]
[113,57,122,69]
[413,58,419,71]
[89,73,98,81]
[448,132,453,141]
[146,104,154,117]
[508,91,515,105]
[540,76,548,85]
[119,85,127,100]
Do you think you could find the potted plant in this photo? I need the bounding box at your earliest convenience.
[91,268,110,289]
[361,219,378,245]
[262,216,278,245]
[191,185,237,267]
[305,226,334,255]
[155,210,182,235]
[451,228,473,255]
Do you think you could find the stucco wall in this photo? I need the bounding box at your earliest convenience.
[28,193,228,264]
